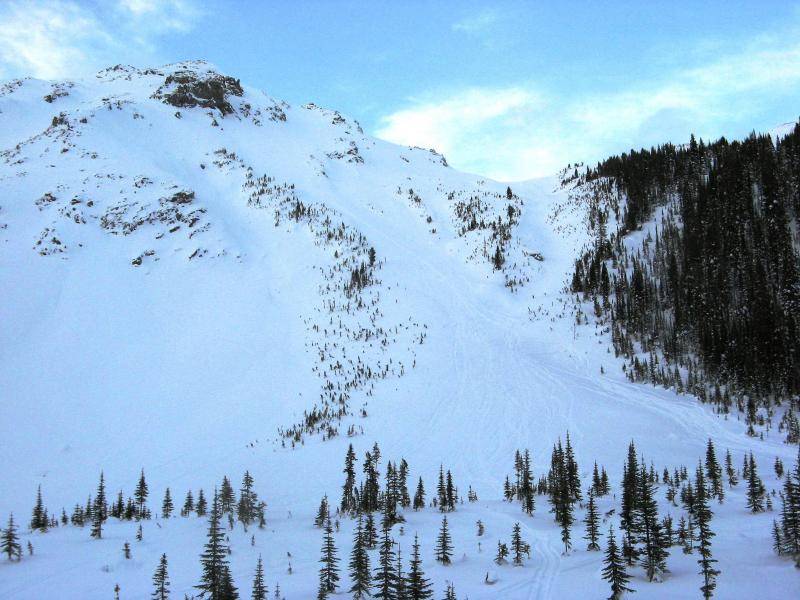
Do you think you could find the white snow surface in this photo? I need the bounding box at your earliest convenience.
[0,62,797,599]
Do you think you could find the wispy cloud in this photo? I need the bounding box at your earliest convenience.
[118,0,201,34]
[0,1,107,79]
[452,8,502,34]
[376,31,800,180]
[0,0,202,80]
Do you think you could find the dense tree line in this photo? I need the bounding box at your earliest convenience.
[571,124,800,432]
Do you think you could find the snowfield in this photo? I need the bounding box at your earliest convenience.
[0,62,797,599]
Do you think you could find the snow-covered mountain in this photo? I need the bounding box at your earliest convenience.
[0,61,796,599]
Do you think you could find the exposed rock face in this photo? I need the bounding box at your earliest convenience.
[153,70,244,116]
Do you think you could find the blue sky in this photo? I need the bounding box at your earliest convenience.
[1,1,799,180]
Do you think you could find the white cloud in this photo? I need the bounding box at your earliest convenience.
[0,0,201,80]
[0,1,109,79]
[376,35,800,181]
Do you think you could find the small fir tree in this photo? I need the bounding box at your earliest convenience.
[135,469,149,520]
[511,522,530,565]
[2,514,22,561]
[151,553,170,600]
[435,516,453,565]
[162,488,174,519]
[601,526,633,600]
[317,519,340,599]
[584,489,601,550]
[348,516,371,598]
[407,533,433,600]
[413,477,426,511]
[251,555,267,600]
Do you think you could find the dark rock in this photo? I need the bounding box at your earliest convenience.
[155,70,243,116]
[167,190,194,204]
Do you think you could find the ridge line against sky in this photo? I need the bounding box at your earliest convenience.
[1,0,799,180]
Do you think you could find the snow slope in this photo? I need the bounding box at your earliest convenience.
[0,62,797,599]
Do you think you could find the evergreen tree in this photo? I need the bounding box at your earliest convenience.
[592,462,603,496]
[492,245,505,270]
[519,449,535,515]
[2,514,22,561]
[152,553,170,600]
[511,522,530,565]
[348,516,371,598]
[637,464,668,581]
[413,477,426,511]
[705,440,724,502]
[601,526,633,600]
[237,471,260,529]
[724,450,738,488]
[90,480,104,540]
[111,491,123,519]
[436,467,447,512]
[620,442,640,565]
[445,471,456,512]
[399,459,411,509]
[564,432,582,502]
[362,450,380,514]
[30,485,47,532]
[220,476,236,515]
[183,490,195,517]
[95,471,107,522]
[220,566,239,600]
[434,516,453,565]
[494,541,509,565]
[133,469,150,520]
[162,488,174,519]
[341,444,357,514]
[196,489,233,599]
[71,504,85,526]
[383,462,400,526]
[197,489,208,517]
[317,518,340,599]
[315,496,330,528]
[443,582,457,600]
[547,439,576,554]
[407,533,433,600]
[694,465,719,599]
[135,469,149,520]
[772,519,783,555]
[746,453,765,513]
[775,457,785,479]
[373,523,397,600]
[124,498,135,521]
[584,489,601,551]
[504,476,514,502]
[364,512,378,549]
[777,449,800,561]
[601,467,611,496]
[394,548,407,600]
[251,555,267,600]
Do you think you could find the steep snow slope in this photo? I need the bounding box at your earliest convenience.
[0,62,797,599]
